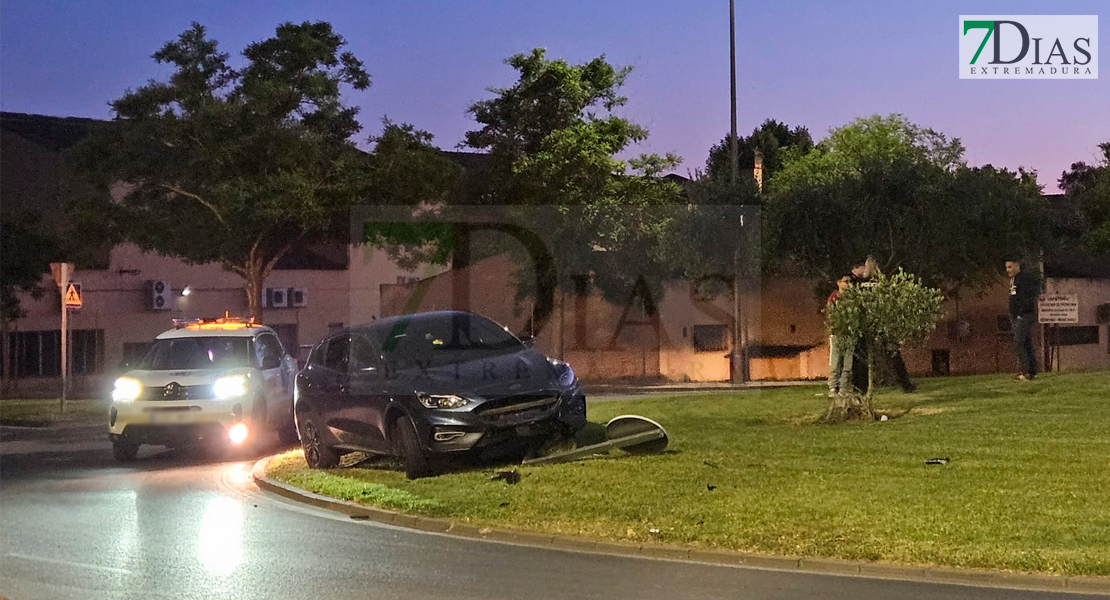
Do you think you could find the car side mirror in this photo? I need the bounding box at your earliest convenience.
[519,334,536,347]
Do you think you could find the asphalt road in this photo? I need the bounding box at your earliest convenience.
[0,424,1098,600]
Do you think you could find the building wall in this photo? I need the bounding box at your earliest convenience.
[1040,278,1110,372]
[3,243,435,398]
[379,255,1063,383]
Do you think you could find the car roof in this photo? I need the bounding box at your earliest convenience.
[351,311,488,336]
[156,325,274,340]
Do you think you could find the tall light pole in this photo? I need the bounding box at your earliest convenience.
[728,0,747,383]
[729,0,739,183]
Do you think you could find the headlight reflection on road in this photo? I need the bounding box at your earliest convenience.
[198,496,243,576]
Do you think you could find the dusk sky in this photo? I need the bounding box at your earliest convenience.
[2,1,1106,191]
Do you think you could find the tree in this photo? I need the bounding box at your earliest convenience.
[71,22,452,318]
[704,119,814,184]
[823,269,944,422]
[765,114,1047,293]
[0,213,58,323]
[1059,142,1110,253]
[452,49,681,331]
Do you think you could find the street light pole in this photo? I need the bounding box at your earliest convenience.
[729,0,739,183]
[729,0,747,384]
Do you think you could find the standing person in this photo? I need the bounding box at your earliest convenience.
[826,276,854,397]
[1005,258,1039,380]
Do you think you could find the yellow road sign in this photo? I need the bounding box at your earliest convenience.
[64,283,82,308]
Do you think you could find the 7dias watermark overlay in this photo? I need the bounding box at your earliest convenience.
[960,15,1098,79]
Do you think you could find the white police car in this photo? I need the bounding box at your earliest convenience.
[108,316,298,461]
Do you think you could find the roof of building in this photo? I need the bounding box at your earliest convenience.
[0,111,102,152]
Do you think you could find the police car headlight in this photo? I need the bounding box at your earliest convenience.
[112,377,142,403]
[213,375,248,400]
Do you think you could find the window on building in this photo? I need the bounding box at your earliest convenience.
[692,324,729,353]
[932,349,951,375]
[5,330,104,378]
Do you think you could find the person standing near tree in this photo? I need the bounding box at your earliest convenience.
[826,275,854,397]
[1005,257,1040,380]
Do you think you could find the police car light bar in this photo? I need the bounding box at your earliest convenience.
[172,314,259,329]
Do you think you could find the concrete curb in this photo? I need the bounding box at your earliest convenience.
[251,456,1110,596]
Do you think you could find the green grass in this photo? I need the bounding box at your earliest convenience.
[267,372,1110,576]
[0,398,107,426]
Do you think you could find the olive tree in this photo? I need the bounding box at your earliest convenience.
[823,269,944,423]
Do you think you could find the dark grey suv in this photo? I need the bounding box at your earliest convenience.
[294,311,587,478]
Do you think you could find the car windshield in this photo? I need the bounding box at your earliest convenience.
[372,314,523,371]
[139,337,254,370]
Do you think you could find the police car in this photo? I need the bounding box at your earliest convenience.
[108,316,298,461]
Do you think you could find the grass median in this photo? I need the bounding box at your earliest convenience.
[267,371,1110,576]
[0,398,107,427]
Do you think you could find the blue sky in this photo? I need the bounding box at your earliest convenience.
[2,1,1106,191]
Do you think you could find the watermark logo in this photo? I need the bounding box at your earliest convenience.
[960,15,1097,79]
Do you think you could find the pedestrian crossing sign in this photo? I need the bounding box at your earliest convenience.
[64,283,82,308]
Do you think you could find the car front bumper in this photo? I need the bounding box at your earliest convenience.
[108,398,248,445]
[416,386,587,453]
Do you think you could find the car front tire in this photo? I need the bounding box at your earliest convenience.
[390,417,432,480]
[299,416,339,469]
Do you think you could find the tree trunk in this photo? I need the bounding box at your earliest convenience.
[862,340,876,419]
[243,259,265,320]
[819,338,876,424]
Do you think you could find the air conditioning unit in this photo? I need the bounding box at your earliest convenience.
[1097,303,1110,324]
[145,280,172,311]
[263,287,288,308]
[290,288,307,307]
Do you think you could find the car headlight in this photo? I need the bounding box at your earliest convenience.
[112,377,142,403]
[548,359,576,387]
[416,393,469,409]
[213,375,248,400]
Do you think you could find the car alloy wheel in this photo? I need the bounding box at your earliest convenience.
[299,418,338,469]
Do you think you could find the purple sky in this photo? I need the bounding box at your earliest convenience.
[2,1,1106,191]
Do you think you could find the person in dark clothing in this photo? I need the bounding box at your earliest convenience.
[1005,258,1040,380]
[848,257,917,394]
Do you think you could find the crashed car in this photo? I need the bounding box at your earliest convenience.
[294,311,587,478]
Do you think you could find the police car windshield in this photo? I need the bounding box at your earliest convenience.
[140,337,253,370]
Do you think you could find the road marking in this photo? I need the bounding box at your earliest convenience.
[5,552,133,576]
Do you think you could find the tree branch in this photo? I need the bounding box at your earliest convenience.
[262,234,303,282]
[160,184,228,227]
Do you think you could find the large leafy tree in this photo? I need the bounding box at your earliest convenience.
[450,49,682,324]
[1059,142,1110,253]
[71,22,454,317]
[765,114,1047,293]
